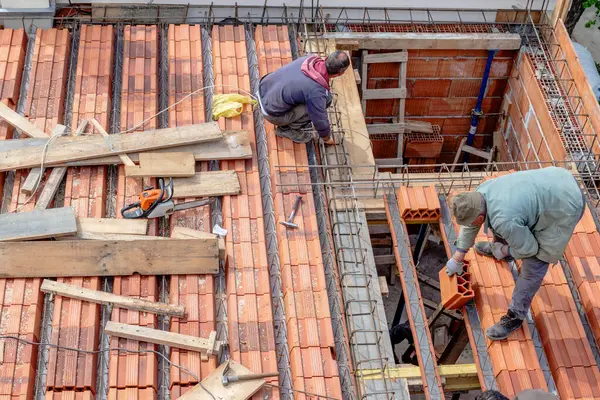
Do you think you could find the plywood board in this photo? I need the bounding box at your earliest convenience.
[104,321,220,354]
[0,239,219,277]
[41,279,185,317]
[77,217,148,235]
[324,32,522,50]
[171,226,226,261]
[0,207,77,241]
[177,360,265,400]
[125,152,195,178]
[0,122,222,171]
[0,130,253,166]
[172,170,241,198]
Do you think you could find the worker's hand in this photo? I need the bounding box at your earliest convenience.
[446,257,465,276]
[491,242,510,260]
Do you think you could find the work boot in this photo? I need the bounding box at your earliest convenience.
[275,126,313,144]
[474,241,514,261]
[486,310,523,340]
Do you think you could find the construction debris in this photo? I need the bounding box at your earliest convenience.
[41,279,185,317]
[0,207,77,241]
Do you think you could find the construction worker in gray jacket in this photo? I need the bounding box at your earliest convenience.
[445,167,585,340]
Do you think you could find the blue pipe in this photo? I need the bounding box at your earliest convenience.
[463,49,496,163]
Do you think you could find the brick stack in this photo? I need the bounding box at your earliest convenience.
[0,29,29,397]
[396,186,440,223]
[166,24,217,397]
[0,29,27,206]
[9,28,70,212]
[109,25,159,399]
[213,25,279,399]
[255,25,342,399]
[445,192,548,395]
[564,208,600,381]
[45,25,114,398]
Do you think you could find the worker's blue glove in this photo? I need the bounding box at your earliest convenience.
[446,258,464,276]
[491,242,510,260]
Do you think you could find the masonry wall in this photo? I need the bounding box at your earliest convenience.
[364,49,515,164]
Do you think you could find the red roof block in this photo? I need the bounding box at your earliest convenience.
[396,186,441,222]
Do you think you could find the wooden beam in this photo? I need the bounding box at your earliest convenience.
[90,118,136,167]
[374,254,396,265]
[324,32,522,50]
[375,158,404,166]
[105,321,221,355]
[0,207,77,241]
[360,363,478,383]
[171,226,226,262]
[0,239,219,277]
[177,360,266,400]
[77,217,148,235]
[378,276,389,297]
[58,233,164,241]
[367,121,433,135]
[125,152,196,178]
[438,322,470,364]
[34,121,88,210]
[368,224,390,235]
[423,298,462,321]
[364,51,408,63]
[0,122,222,172]
[172,171,241,198]
[0,130,253,166]
[41,279,185,317]
[21,124,67,196]
[354,69,361,84]
[362,88,407,100]
[0,101,48,138]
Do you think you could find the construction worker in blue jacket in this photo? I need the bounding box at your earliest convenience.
[445,167,585,340]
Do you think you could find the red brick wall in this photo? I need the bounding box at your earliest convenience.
[364,49,515,164]
[497,53,567,168]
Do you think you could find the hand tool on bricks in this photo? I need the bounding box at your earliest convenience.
[121,177,215,219]
[280,195,302,229]
[221,359,279,387]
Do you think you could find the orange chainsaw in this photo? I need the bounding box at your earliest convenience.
[121,178,214,219]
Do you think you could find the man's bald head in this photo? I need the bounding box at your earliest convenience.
[326,51,350,77]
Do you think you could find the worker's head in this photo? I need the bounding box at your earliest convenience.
[474,390,509,400]
[326,51,350,78]
[451,191,486,227]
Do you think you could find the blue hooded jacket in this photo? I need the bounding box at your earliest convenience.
[258,56,331,137]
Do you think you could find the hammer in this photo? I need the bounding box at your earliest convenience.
[280,195,302,229]
[221,371,279,386]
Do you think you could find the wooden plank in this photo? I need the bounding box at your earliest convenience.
[177,360,266,400]
[0,101,48,138]
[105,321,221,355]
[58,233,163,241]
[34,121,88,210]
[41,279,185,317]
[77,217,148,235]
[172,170,241,198]
[367,123,407,135]
[374,254,396,265]
[375,158,404,166]
[361,50,368,115]
[423,298,462,321]
[462,144,492,160]
[90,118,136,167]
[0,122,222,172]
[171,226,226,262]
[125,152,195,178]
[362,88,407,100]
[0,207,77,242]
[364,51,408,63]
[21,124,67,196]
[324,32,522,50]
[0,239,219,277]
[354,69,361,84]
[0,130,253,165]
[361,363,477,380]
[378,276,389,297]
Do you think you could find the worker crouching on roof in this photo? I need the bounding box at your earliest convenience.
[256,51,350,144]
[445,167,585,340]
